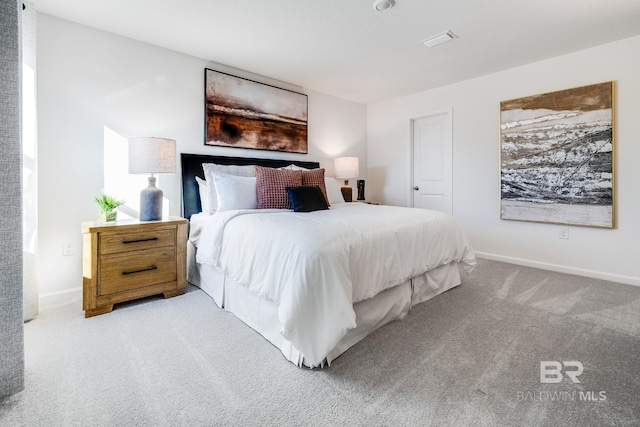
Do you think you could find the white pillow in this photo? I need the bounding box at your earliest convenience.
[325,178,345,204]
[290,164,310,171]
[202,163,256,213]
[195,176,209,213]
[211,173,258,212]
[279,164,312,171]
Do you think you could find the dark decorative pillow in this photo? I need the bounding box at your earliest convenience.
[286,186,330,213]
[255,166,303,209]
[300,168,330,206]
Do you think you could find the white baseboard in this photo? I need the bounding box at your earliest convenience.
[38,287,82,308]
[475,252,640,287]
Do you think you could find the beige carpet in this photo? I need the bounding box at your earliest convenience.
[2,259,640,426]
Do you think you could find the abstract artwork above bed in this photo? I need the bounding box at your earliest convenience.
[204,69,308,153]
[500,81,615,228]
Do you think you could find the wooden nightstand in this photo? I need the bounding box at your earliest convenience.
[82,216,188,318]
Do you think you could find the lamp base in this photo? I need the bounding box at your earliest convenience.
[140,176,163,221]
[341,180,353,203]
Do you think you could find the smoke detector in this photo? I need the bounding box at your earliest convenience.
[373,0,394,12]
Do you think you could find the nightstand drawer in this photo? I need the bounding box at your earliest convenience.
[99,248,176,295]
[100,228,175,255]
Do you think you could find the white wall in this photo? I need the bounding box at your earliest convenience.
[368,35,640,286]
[37,14,367,303]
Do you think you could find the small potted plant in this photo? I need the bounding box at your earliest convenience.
[94,193,125,222]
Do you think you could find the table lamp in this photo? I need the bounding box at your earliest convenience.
[334,157,359,202]
[128,137,176,221]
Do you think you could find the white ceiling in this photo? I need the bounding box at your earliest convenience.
[33,0,640,105]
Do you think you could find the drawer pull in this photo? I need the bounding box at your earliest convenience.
[122,265,158,275]
[122,237,159,244]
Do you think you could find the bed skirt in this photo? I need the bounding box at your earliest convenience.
[187,240,461,367]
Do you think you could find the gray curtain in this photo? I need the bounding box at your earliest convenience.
[0,0,25,398]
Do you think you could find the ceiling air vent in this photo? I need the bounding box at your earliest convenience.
[421,30,458,48]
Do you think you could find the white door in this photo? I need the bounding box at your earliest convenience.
[411,110,453,214]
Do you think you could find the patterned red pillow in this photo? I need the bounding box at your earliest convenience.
[301,168,330,206]
[255,166,303,209]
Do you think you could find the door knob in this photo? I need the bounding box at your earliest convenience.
[413,186,419,191]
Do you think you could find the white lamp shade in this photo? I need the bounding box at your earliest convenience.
[128,137,176,174]
[334,157,359,179]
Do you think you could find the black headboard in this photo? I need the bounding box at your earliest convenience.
[181,153,320,220]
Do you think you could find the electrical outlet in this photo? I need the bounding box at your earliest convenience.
[558,227,569,240]
[62,241,74,256]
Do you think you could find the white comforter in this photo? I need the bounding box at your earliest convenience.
[195,203,475,366]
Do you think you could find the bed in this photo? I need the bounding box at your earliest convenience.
[181,153,476,367]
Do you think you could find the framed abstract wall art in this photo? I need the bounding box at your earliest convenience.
[204,69,308,153]
[500,81,615,228]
